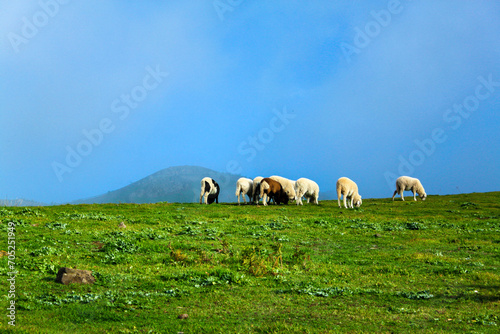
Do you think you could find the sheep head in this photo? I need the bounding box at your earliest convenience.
[284,188,296,201]
[353,195,362,207]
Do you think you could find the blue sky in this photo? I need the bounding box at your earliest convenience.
[1,0,499,204]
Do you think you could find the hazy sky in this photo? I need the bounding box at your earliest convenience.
[1,0,499,204]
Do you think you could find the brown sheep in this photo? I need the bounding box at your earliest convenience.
[259,177,289,206]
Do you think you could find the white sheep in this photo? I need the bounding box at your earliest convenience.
[294,178,320,205]
[252,176,264,204]
[336,177,362,209]
[199,177,220,204]
[235,177,253,205]
[270,175,297,202]
[392,176,427,201]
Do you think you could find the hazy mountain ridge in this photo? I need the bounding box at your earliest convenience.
[0,198,48,207]
[2,166,337,206]
[73,166,243,204]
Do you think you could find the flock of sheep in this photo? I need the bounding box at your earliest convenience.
[199,175,427,207]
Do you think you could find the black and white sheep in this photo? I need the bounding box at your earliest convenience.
[199,177,220,204]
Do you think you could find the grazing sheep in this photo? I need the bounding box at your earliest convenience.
[252,176,264,204]
[294,178,320,205]
[270,175,296,202]
[392,176,427,201]
[199,177,220,204]
[259,177,289,206]
[235,177,253,205]
[336,177,362,209]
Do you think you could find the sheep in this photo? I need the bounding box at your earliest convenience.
[336,177,362,209]
[235,177,253,205]
[392,176,427,201]
[199,177,220,204]
[252,176,264,204]
[294,178,320,205]
[259,177,289,206]
[270,175,296,202]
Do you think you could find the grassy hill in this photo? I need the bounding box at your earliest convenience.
[1,192,499,332]
[73,165,242,204]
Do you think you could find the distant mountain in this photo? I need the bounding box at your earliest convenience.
[0,198,48,207]
[73,166,243,204]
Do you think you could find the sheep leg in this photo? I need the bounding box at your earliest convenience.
[392,190,398,201]
[199,192,204,204]
[343,195,348,209]
[237,192,240,205]
[296,190,303,205]
[412,190,417,201]
[203,193,209,204]
[400,191,405,201]
[262,193,268,206]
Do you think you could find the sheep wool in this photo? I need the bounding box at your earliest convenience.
[294,178,320,205]
[259,177,289,206]
[392,176,427,201]
[199,177,220,204]
[336,177,362,209]
[252,176,264,204]
[270,175,297,201]
[235,177,254,205]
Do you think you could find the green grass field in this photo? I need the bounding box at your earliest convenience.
[1,192,499,333]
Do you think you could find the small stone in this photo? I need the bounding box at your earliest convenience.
[119,222,126,228]
[178,314,188,320]
[374,233,382,238]
[55,267,95,285]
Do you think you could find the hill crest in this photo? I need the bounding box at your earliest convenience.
[73,165,242,204]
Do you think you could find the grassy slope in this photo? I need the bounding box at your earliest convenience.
[1,192,499,333]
